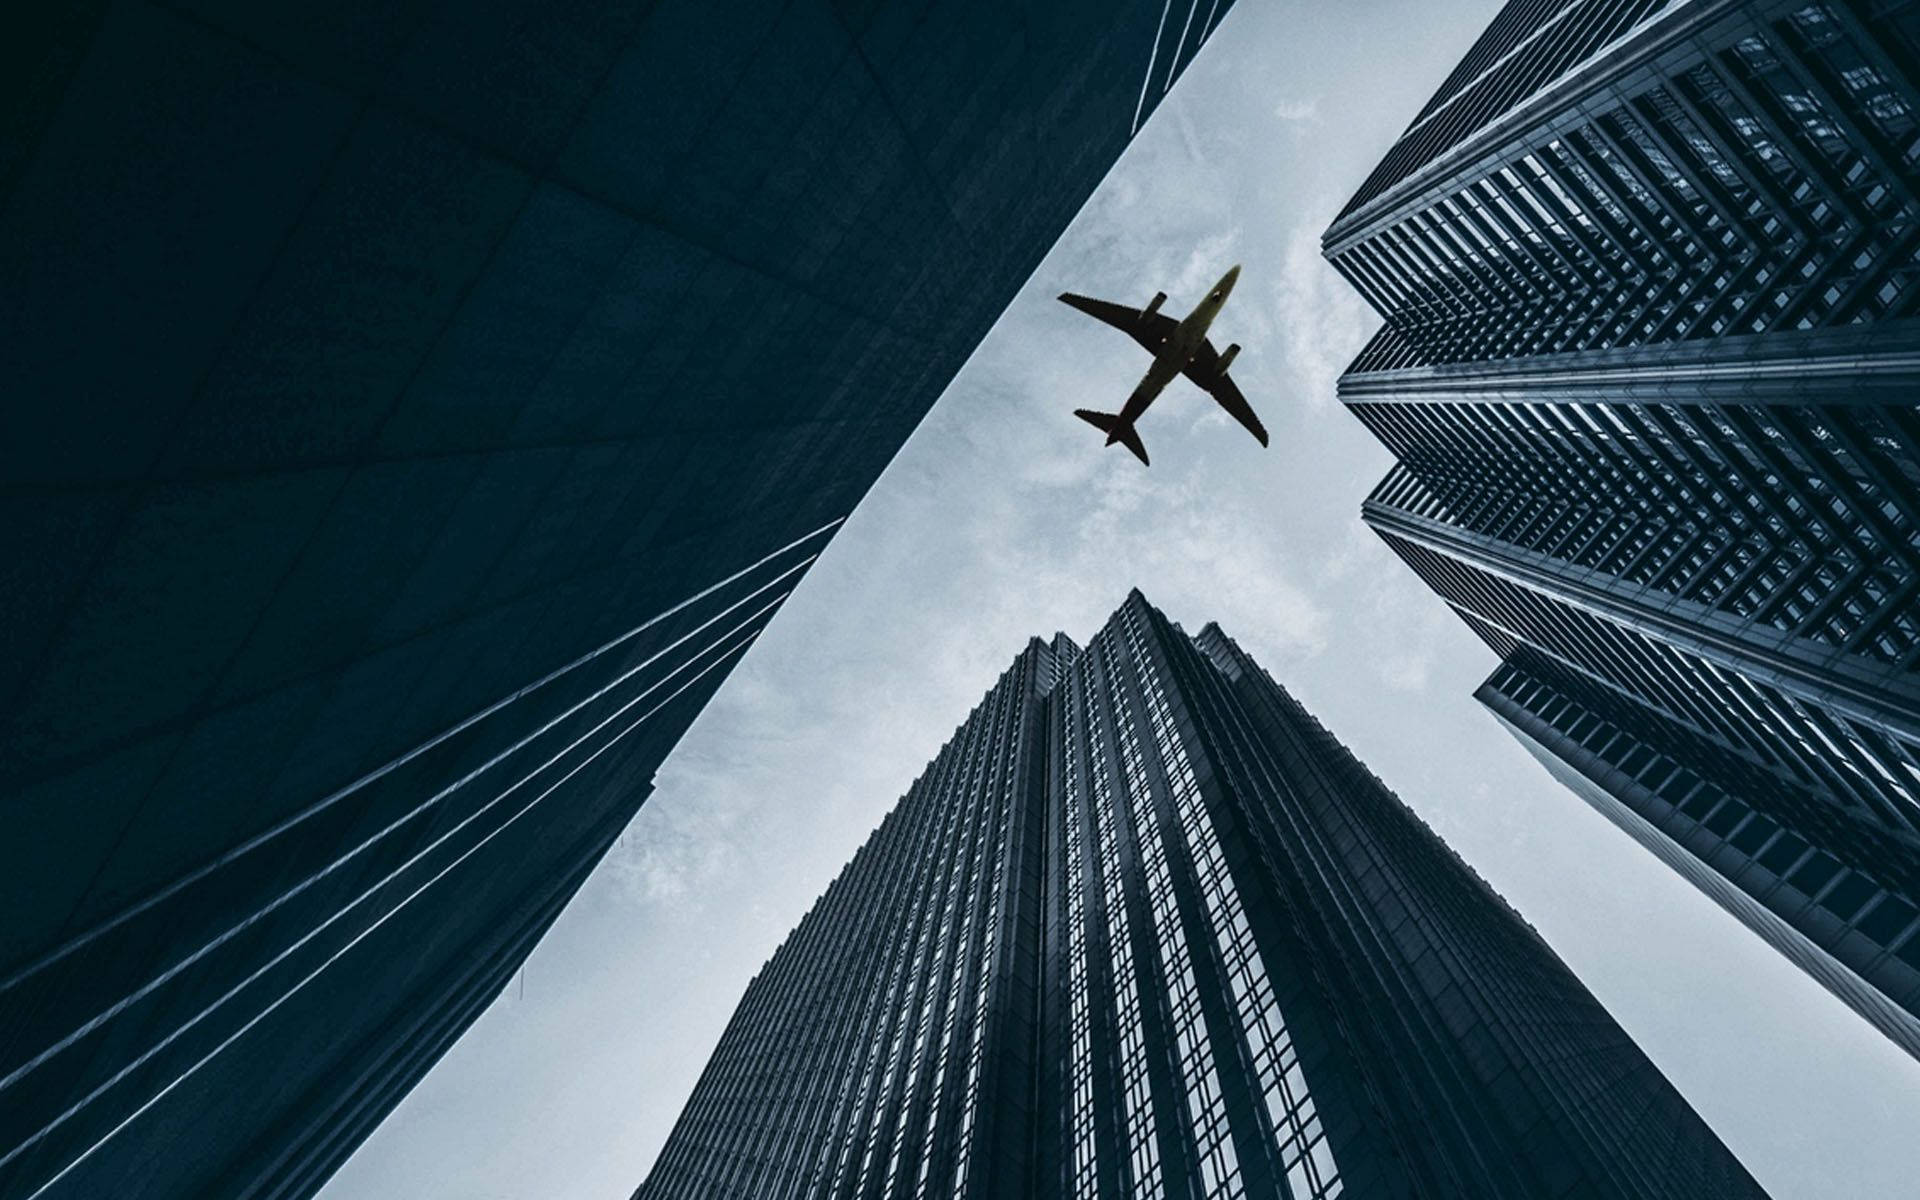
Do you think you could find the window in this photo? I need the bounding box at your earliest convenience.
[1858,896,1917,945]
[1789,852,1842,895]
[1730,815,1778,854]
[1704,799,1749,836]
[1758,833,1808,874]
[1821,872,1878,921]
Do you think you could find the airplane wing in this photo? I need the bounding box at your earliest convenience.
[1058,292,1179,355]
[1186,340,1269,446]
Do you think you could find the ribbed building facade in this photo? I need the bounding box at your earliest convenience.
[0,3,1229,1197]
[1322,0,1920,1058]
[637,593,1766,1200]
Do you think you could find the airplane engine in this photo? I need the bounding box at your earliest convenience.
[1143,291,1167,319]
[1217,343,1240,373]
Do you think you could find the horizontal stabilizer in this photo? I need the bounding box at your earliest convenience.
[1074,409,1150,466]
[1073,408,1117,434]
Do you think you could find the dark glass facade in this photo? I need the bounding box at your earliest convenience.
[0,3,1226,1197]
[637,593,1765,1200]
[1322,1,1920,1057]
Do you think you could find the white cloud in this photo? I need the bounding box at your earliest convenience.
[1316,512,1386,585]
[1174,227,1245,297]
[1272,206,1378,409]
[1273,97,1319,122]
[1376,650,1433,692]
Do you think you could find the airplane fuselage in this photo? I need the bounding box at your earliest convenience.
[1113,264,1240,432]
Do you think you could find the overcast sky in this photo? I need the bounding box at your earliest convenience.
[320,3,1920,1197]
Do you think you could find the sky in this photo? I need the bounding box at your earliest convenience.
[320,3,1920,1198]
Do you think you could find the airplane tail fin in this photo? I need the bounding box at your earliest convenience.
[1073,409,1150,466]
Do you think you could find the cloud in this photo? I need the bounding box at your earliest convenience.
[1273,97,1319,123]
[1316,513,1384,586]
[1376,650,1434,692]
[1271,206,1379,409]
[1174,227,1245,296]
[1333,522,1470,694]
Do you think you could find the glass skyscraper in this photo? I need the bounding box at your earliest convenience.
[637,593,1765,1200]
[1321,1,1920,1057]
[0,3,1231,1197]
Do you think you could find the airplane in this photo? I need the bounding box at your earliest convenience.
[1058,264,1267,466]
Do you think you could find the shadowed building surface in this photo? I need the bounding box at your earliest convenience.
[637,593,1766,1200]
[0,2,1235,1196]
[1322,0,1920,1058]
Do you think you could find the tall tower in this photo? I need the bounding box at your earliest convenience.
[637,593,1766,1199]
[1322,0,1920,1057]
[0,3,1234,1197]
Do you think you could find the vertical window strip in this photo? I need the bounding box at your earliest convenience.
[1063,686,1100,1198]
[1085,664,1164,1198]
[1107,631,1243,1199]
[1122,617,1344,1200]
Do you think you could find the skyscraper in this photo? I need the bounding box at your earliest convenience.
[0,4,1233,1197]
[1321,0,1920,1056]
[637,593,1766,1199]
